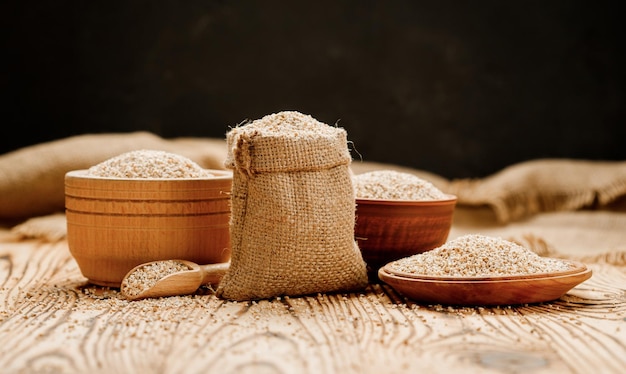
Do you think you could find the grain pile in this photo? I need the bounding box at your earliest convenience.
[353,170,447,200]
[87,149,213,178]
[388,234,575,277]
[121,260,191,298]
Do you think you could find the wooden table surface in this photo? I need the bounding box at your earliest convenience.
[1,234,625,374]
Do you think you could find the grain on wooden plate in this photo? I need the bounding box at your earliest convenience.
[353,170,447,200]
[388,234,575,277]
[87,149,214,178]
[121,260,191,297]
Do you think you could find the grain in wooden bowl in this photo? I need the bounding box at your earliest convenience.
[65,150,233,287]
[353,170,457,280]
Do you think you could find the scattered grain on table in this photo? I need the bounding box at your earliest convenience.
[353,170,447,200]
[87,149,214,178]
[388,234,576,277]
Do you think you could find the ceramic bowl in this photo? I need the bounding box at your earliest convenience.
[65,169,232,287]
[355,195,457,280]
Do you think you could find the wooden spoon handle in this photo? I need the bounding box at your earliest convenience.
[199,262,230,285]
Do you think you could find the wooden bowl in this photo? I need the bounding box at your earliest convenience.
[65,169,232,287]
[355,195,457,279]
[379,260,592,306]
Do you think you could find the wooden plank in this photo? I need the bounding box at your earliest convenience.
[1,240,625,373]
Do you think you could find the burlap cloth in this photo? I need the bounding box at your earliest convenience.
[2,133,625,267]
[445,158,626,223]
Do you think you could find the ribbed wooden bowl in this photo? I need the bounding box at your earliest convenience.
[355,195,457,280]
[65,169,232,287]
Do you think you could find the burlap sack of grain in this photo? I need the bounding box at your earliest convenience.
[0,132,227,223]
[447,158,626,223]
[216,111,369,301]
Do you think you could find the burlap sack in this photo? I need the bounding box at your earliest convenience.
[0,132,227,223]
[216,111,369,301]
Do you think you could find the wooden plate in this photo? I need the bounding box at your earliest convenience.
[384,260,589,281]
[378,261,592,306]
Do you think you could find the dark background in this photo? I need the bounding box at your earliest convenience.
[2,1,624,179]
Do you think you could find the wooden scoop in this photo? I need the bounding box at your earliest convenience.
[121,260,230,301]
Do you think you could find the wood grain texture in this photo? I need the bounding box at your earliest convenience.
[0,238,625,374]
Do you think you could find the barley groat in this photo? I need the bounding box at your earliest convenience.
[121,260,192,298]
[388,234,575,277]
[353,170,447,200]
[87,149,213,179]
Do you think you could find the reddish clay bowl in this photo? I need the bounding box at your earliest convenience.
[355,195,457,280]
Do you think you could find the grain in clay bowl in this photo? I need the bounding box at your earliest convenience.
[65,150,232,287]
[353,170,457,279]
